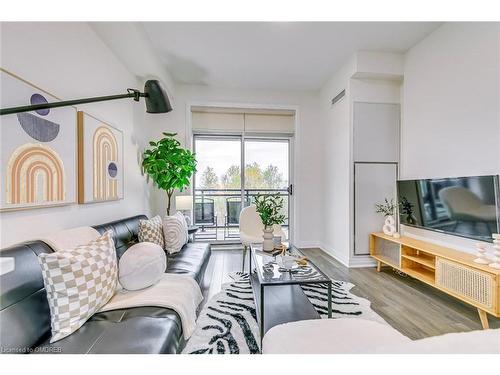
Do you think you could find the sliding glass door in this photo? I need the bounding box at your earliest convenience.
[193,135,292,243]
[244,139,290,240]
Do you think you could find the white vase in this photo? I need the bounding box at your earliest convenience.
[382,215,396,236]
[262,226,275,252]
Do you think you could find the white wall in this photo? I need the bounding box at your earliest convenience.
[319,53,402,267]
[319,57,356,265]
[402,22,500,179]
[145,83,323,247]
[0,22,158,247]
[401,22,500,253]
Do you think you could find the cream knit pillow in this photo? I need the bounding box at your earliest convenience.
[163,212,188,254]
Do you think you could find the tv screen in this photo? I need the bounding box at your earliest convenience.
[397,175,500,242]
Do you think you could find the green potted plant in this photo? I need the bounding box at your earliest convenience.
[254,193,285,251]
[142,132,197,216]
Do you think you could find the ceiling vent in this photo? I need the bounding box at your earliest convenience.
[331,89,346,106]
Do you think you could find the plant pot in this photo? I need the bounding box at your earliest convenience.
[262,226,275,252]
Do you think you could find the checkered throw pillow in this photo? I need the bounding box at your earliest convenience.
[38,230,118,343]
[138,215,165,249]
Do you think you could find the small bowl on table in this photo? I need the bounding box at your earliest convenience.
[277,255,296,271]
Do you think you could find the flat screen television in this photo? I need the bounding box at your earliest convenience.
[397,175,500,242]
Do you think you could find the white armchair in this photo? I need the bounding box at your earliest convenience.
[239,205,286,270]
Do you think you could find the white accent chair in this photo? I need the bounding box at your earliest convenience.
[262,318,500,354]
[239,205,286,271]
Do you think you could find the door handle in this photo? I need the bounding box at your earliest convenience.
[287,184,293,196]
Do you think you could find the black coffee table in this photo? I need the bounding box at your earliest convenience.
[249,244,332,341]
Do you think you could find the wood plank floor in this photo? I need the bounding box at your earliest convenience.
[200,246,499,340]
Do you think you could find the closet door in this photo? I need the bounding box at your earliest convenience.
[352,102,400,256]
[354,163,398,255]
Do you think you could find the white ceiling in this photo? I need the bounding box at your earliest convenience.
[141,22,441,91]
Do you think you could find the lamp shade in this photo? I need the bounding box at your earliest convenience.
[144,80,173,114]
[176,195,193,211]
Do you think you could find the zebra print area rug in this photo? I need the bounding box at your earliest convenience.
[182,272,386,354]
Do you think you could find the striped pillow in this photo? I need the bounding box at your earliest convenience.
[38,230,118,343]
[163,212,188,254]
[138,215,165,249]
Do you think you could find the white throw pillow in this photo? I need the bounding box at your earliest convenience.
[38,230,118,343]
[177,211,189,245]
[163,212,188,254]
[119,242,166,290]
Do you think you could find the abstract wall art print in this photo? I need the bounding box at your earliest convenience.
[0,68,77,211]
[77,111,124,203]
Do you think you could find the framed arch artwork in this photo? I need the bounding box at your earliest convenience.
[0,68,77,211]
[77,111,123,203]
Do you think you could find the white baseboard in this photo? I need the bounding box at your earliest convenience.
[316,242,376,268]
[317,242,350,268]
[296,241,321,249]
[348,256,377,268]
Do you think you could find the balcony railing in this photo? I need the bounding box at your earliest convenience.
[193,188,289,242]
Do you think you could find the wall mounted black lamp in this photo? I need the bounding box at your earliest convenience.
[0,79,172,116]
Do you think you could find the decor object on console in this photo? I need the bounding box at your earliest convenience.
[138,215,165,249]
[254,193,286,251]
[37,230,118,343]
[490,233,500,269]
[118,242,167,290]
[0,68,77,211]
[370,232,500,329]
[375,198,397,236]
[77,111,123,203]
[383,216,396,236]
[474,243,490,264]
[142,133,197,215]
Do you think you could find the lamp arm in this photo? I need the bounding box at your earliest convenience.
[0,89,147,116]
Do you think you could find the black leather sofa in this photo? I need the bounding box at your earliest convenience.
[0,215,211,354]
